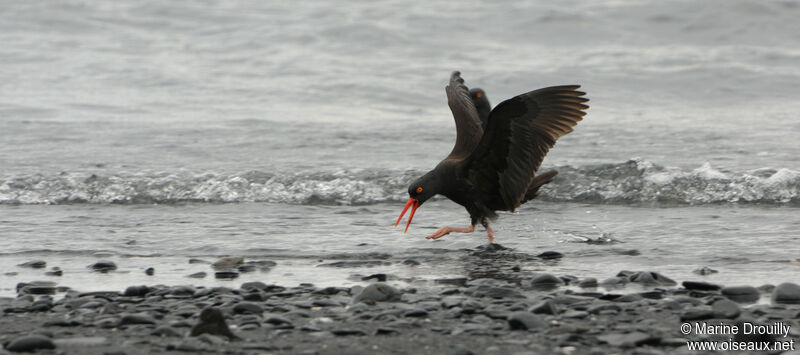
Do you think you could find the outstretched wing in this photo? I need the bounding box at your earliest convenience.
[460,85,588,211]
[445,71,484,160]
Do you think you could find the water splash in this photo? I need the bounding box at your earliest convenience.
[1,160,798,206]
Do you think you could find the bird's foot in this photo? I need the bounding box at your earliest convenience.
[426,226,453,240]
[426,225,475,240]
[486,225,495,244]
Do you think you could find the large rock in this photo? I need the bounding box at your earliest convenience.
[212,257,244,270]
[352,283,401,303]
[88,261,117,273]
[772,282,800,304]
[682,281,722,291]
[721,286,760,303]
[5,335,56,352]
[190,307,238,340]
[531,274,564,290]
[123,285,151,297]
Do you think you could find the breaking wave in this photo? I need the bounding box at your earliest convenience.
[0,160,798,206]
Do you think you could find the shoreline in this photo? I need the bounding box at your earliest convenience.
[2,246,800,354]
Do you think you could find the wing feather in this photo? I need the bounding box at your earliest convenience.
[460,85,589,211]
[445,71,484,160]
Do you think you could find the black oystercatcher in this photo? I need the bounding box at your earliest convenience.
[395,71,588,243]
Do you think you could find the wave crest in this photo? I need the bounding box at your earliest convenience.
[1,160,797,206]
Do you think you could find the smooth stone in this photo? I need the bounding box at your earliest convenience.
[627,271,676,286]
[18,260,47,269]
[119,313,157,326]
[772,282,800,304]
[233,302,263,315]
[265,316,294,329]
[614,294,643,303]
[404,309,428,318]
[123,285,151,297]
[44,268,63,277]
[187,272,207,279]
[331,328,367,336]
[212,256,244,270]
[528,300,558,315]
[721,286,760,303]
[531,274,564,290]
[577,278,598,288]
[22,286,56,295]
[600,277,628,288]
[88,261,117,272]
[145,267,155,276]
[237,264,256,273]
[507,312,546,331]
[43,319,83,327]
[597,332,653,347]
[214,271,239,279]
[536,251,563,260]
[682,281,722,291]
[353,283,401,303]
[190,307,238,340]
[170,286,196,296]
[711,299,741,319]
[442,296,466,309]
[5,335,56,352]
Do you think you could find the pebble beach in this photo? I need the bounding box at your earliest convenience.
[3,245,799,354]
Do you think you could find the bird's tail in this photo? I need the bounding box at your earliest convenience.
[522,170,558,204]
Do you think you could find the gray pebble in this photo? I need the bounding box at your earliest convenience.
[353,283,401,303]
[531,273,564,290]
[682,280,721,291]
[711,299,740,319]
[772,282,800,304]
[5,335,55,352]
[119,313,157,326]
[528,300,558,315]
[721,285,760,303]
[88,260,117,272]
[507,311,546,331]
[18,260,47,269]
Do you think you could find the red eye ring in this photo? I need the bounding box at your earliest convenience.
[416,187,423,193]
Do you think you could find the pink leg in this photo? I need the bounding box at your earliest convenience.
[426,225,475,240]
[485,225,495,243]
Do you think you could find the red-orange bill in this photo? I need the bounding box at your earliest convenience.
[395,198,420,234]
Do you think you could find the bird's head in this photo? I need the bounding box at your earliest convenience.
[469,88,491,123]
[395,172,440,233]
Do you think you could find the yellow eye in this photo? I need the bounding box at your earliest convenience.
[476,92,483,98]
[416,187,423,193]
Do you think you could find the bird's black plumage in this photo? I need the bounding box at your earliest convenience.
[399,71,588,241]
